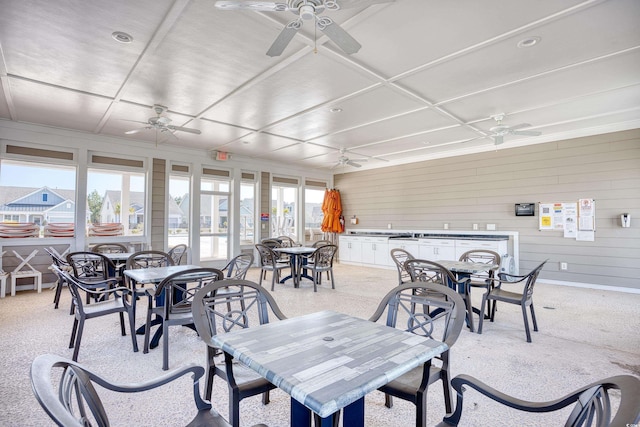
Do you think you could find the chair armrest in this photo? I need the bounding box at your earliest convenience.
[75,277,120,288]
[441,374,620,425]
[78,284,131,298]
[85,362,211,411]
[497,272,527,282]
[88,363,206,393]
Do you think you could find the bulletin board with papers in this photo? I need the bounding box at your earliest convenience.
[539,199,595,241]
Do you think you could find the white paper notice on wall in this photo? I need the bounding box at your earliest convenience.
[563,203,577,238]
[576,198,595,241]
[578,198,595,231]
[540,199,595,241]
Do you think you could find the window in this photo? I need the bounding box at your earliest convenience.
[200,171,230,261]
[168,174,190,249]
[304,186,325,245]
[271,177,298,241]
[240,173,256,245]
[0,159,76,237]
[87,169,145,236]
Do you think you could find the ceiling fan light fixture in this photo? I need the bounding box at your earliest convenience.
[517,36,540,49]
[299,4,315,20]
[111,31,133,44]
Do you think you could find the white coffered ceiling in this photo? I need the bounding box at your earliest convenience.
[0,0,639,171]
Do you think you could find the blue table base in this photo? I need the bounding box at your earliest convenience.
[291,396,364,427]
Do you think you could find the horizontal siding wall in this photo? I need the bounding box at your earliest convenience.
[334,129,640,289]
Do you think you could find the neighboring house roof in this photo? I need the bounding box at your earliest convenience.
[102,190,145,208]
[99,190,183,218]
[0,186,75,213]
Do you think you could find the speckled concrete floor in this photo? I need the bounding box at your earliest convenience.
[1,263,638,426]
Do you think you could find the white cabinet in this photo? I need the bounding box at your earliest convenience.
[340,233,512,268]
[418,239,455,261]
[339,236,362,263]
[389,239,420,258]
[361,237,391,267]
[454,239,508,260]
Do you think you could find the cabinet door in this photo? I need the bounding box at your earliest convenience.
[391,240,420,258]
[374,241,391,266]
[418,244,436,260]
[419,239,455,261]
[433,245,455,261]
[361,240,375,263]
[455,239,506,260]
[339,237,362,263]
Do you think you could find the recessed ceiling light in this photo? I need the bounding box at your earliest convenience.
[329,107,343,113]
[112,31,133,44]
[517,36,540,48]
[241,140,251,145]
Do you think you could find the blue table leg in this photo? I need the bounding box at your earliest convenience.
[290,396,363,427]
[291,397,312,427]
[343,397,365,427]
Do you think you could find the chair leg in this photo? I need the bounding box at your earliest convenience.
[143,307,153,354]
[205,348,215,400]
[384,393,393,408]
[53,280,63,309]
[229,391,241,427]
[71,318,84,362]
[128,309,138,352]
[441,370,453,413]
[521,304,532,343]
[271,270,276,291]
[478,294,489,334]
[119,312,126,336]
[258,268,264,286]
[329,269,335,289]
[69,318,79,349]
[162,319,169,370]
[416,390,428,427]
[262,390,270,405]
[490,299,498,322]
[464,294,475,333]
[313,270,318,292]
[530,303,539,332]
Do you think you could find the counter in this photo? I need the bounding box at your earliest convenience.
[339,229,519,272]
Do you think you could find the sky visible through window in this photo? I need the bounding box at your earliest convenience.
[1,162,144,195]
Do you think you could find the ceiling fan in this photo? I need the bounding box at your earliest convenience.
[489,114,541,145]
[124,104,201,137]
[214,0,394,57]
[332,148,368,168]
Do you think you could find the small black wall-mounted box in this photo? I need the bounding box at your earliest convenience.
[515,203,535,216]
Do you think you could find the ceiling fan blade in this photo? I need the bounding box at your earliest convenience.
[266,20,301,57]
[125,127,150,135]
[346,160,362,167]
[512,130,542,136]
[214,1,286,11]
[338,0,395,9]
[167,125,202,134]
[508,123,532,131]
[317,18,362,54]
[351,158,368,162]
[494,135,504,145]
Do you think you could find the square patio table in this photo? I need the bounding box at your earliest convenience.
[123,264,202,346]
[273,246,316,287]
[434,260,499,331]
[211,310,448,426]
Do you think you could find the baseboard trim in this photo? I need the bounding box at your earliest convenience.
[538,279,640,294]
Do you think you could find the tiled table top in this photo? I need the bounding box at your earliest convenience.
[211,310,448,418]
